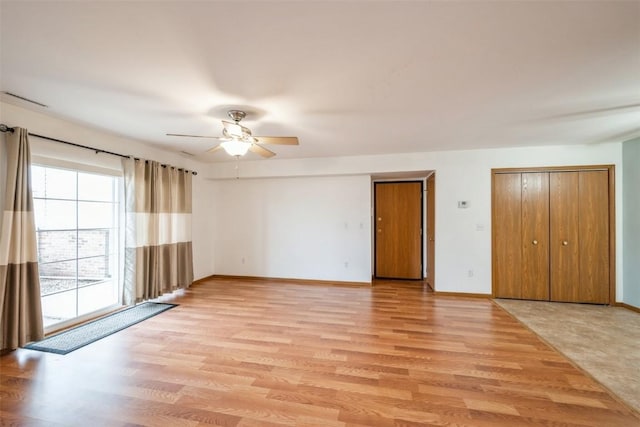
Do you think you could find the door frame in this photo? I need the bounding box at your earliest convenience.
[491,164,616,304]
[426,173,435,290]
[373,179,424,280]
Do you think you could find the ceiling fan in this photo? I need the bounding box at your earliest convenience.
[167,110,299,158]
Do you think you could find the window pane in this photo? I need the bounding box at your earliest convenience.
[39,260,77,294]
[78,202,115,229]
[34,199,77,230]
[32,165,46,198]
[78,173,115,202]
[78,255,113,280]
[37,230,76,264]
[41,167,77,200]
[78,279,118,317]
[77,256,118,316]
[78,229,116,259]
[41,288,77,327]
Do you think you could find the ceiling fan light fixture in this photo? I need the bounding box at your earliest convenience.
[220,139,251,156]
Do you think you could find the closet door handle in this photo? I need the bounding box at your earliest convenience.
[532,240,538,245]
[562,240,569,246]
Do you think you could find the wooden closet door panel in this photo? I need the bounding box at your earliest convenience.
[493,173,522,298]
[550,172,580,302]
[521,173,550,300]
[579,170,610,303]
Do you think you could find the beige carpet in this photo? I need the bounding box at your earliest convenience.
[494,299,640,414]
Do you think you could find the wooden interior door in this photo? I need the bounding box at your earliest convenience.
[493,173,522,298]
[426,174,435,289]
[550,172,580,302]
[578,170,609,303]
[521,173,550,300]
[375,181,423,279]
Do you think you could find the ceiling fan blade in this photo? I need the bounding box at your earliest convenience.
[254,136,299,145]
[249,143,276,158]
[206,144,224,153]
[166,133,224,139]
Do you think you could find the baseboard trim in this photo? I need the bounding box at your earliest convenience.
[615,302,640,313]
[207,274,372,287]
[434,291,492,298]
[191,275,215,285]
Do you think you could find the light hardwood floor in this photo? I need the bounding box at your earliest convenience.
[1,277,638,426]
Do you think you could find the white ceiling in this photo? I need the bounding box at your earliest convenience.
[1,1,639,163]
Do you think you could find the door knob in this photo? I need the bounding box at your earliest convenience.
[562,240,569,246]
[532,240,538,245]
[378,229,382,233]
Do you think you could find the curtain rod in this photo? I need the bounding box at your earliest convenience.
[0,123,197,175]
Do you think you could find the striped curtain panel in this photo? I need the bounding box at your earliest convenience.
[0,128,44,352]
[122,158,194,305]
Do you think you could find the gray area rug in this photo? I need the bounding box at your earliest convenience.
[494,298,640,414]
[24,302,177,355]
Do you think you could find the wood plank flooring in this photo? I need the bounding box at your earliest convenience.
[1,277,638,426]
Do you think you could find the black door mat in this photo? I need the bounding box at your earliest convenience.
[23,302,177,355]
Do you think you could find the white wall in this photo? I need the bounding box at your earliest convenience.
[206,142,624,299]
[623,137,640,308]
[2,101,628,301]
[212,175,371,282]
[0,101,215,280]
[191,175,215,280]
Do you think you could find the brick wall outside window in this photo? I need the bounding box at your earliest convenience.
[37,229,112,278]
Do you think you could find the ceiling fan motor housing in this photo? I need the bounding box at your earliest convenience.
[228,110,247,123]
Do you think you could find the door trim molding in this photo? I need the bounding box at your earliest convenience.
[493,164,612,174]
[491,165,616,304]
[426,173,436,290]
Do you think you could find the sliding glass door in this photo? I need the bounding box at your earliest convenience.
[31,165,121,328]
